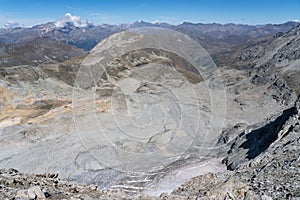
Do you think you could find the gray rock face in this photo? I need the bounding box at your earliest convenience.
[72,28,227,192]
[218,25,300,68]
[0,28,226,194]
[168,97,300,199]
[0,23,299,200]
[223,100,299,170]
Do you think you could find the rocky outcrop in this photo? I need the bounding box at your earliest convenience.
[223,97,299,170]
[218,25,300,69]
[0,168,101,199]
[167,97,300,199]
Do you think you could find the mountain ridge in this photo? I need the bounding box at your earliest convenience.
[0,14,299,53]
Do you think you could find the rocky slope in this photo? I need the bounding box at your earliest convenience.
[169,97,300,199]
[0,37,85,67]
[218,25,300,68]
[1,97,299,199]
[0,22,299,200]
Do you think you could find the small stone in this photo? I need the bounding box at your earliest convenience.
[293,124,300,132]
[159,192,169,198]
[47,173,58,179]
[27,188,37,199]
[28,186,46,199]
[89,184,97,190]
[15,190,30,200]
[70,197,81,200]
[69,185,79,193]
[261,194,273,200]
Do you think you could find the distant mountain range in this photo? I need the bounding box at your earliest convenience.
[0,13,299,68]
[1,13,299,51]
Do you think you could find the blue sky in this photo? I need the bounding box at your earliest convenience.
[0,0,299,27]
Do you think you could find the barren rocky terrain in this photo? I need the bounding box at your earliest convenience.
[0,21,299,200]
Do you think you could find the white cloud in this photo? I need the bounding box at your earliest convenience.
[0,14,54,28]
[54,13,92,28]
[3,20,19,28]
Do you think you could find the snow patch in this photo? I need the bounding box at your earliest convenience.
[144,158,226,196]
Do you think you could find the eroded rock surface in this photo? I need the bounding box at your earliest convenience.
[0,25,299,199]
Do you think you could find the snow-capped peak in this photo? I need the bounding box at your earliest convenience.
[291,19,300,23]
[54,13,92,28]
[3,21,19,29]
[152,20,160,24]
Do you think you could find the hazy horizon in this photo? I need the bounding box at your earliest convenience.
[0,0,299,28]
